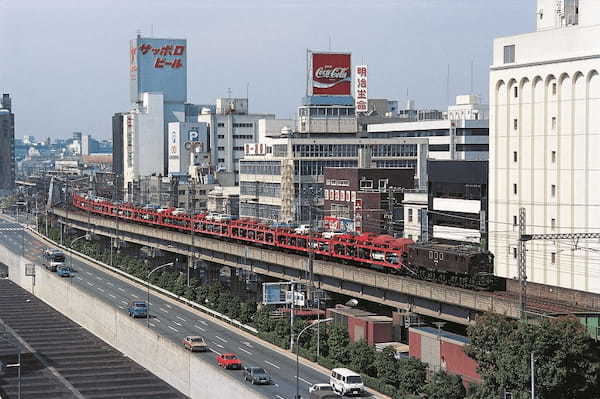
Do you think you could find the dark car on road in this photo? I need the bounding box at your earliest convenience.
[243,366,271,385]
[127,301,148,318]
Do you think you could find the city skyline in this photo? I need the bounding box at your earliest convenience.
[1,0,533,139]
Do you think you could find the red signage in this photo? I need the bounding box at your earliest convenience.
[312,52,351,96]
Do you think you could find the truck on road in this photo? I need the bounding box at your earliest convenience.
[42,249,66,272]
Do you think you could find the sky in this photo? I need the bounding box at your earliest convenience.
[0,0,535,140]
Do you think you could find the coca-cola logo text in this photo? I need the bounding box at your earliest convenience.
[315,65,350,81]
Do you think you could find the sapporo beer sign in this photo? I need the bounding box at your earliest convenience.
[311,52,351,96]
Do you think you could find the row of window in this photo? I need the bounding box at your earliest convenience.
[239,161,281,175]
[292,144,418,158]
[513,116,557,131]
[512,150,557,163]
[379,129,489,138]
[512,82,557,98]
[239,202,280,221]
[512,247,557,265]
[512,183,556,197]
[240,182,281,198]
[298,107,355,117]
[325,179,350,187]
[429,144,489,152]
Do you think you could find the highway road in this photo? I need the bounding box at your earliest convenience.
[0,216,377,399]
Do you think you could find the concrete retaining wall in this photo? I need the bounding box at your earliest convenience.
[0,246,264,399]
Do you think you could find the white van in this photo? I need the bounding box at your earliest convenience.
[329,368,364,396]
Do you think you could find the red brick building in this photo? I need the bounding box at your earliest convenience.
[323,167,415,234]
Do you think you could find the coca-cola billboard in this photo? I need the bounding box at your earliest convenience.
[311,52,351,96]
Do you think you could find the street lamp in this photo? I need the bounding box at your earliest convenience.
[147,262,174,327]
[69,233,90,270]
[295,317,333,399]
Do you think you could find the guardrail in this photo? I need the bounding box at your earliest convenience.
[26,226,258,334]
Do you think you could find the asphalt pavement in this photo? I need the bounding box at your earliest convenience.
[0,216,375,399]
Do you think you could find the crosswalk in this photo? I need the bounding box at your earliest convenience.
[0,223,24,231]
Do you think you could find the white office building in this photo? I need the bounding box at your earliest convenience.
[368,95,489,161]
[490,0,600,293]
[123,92,166,197]
[197,98,275,185]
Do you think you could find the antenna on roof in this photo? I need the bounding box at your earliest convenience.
[470,60,474,94]
[328,35,332,51]
[150,24,154,36]
[446,64,450,106]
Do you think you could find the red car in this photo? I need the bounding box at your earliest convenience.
[216,353,242,369]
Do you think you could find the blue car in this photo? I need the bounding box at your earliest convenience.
[127,301,148,318]
[56,266,73,277]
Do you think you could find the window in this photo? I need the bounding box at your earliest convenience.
[551,218,556,230]
[514,86,518,98]
[217,122,225,127]
[217,158,225,163]
[551,184,556,197]
[408,208,413,223]
[551,252,556,264]
[379,179,388,191]
[503,45,516,64]
[218,134,225,139]
[552,83,557,95]
[513,215,517,226]
[513,119,518,130]
[513,151,518,163]
[513,247,517,259]
[360,179,373,189]
[551,117,557,130]
[513,184,518,195]
[217,146,225,151]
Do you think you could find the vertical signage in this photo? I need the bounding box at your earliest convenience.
[355,65,368,113]
[354,198,363,233]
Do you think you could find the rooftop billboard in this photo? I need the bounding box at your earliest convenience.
[309,51,352,96]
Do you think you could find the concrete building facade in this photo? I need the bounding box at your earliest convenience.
[197,98,275,185]
[368,96,489,161]
[490,0,600,293]
[0,94,15,194]
[238,137,428,223]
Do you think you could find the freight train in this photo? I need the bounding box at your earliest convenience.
[71,194,495,290]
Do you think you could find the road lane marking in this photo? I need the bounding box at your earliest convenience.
[95,276,103,280]
[194,325,206,332]
[168,326,179,332]
[119,306,125,309]
[86,282,94,286]
[130,293,137,298]
[264,360,280,369]
[85,271,92,276]
[150,323,156,327]
[295,376,312,385]
[108,294,116,299]
[215,336,227,343]
[76,276,82,280]
[97,287,105,293]
[238,347,253,356]
[199,320,208,326]
[212,342,224,349]
[165,304,172,309]
[120,300,128,305]
[210,348,222,356]
[154,318,161,323]
[173,321,182,327]
[176,316,186,322]
[160,308,168,313]
[117,287,125,292]
[242,341,253,348]
[107,282,114,287]
[275,395,284,399]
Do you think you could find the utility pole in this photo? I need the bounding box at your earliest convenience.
[518,207,527,319]
[531,352,535,399]
[290,282,295,352]
[517,208,600,319]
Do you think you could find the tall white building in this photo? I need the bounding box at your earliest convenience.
[123,92,165,196]
[490,0,600,293]
[197,98,275,185]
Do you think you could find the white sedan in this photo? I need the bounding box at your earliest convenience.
[309,383,335,393]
